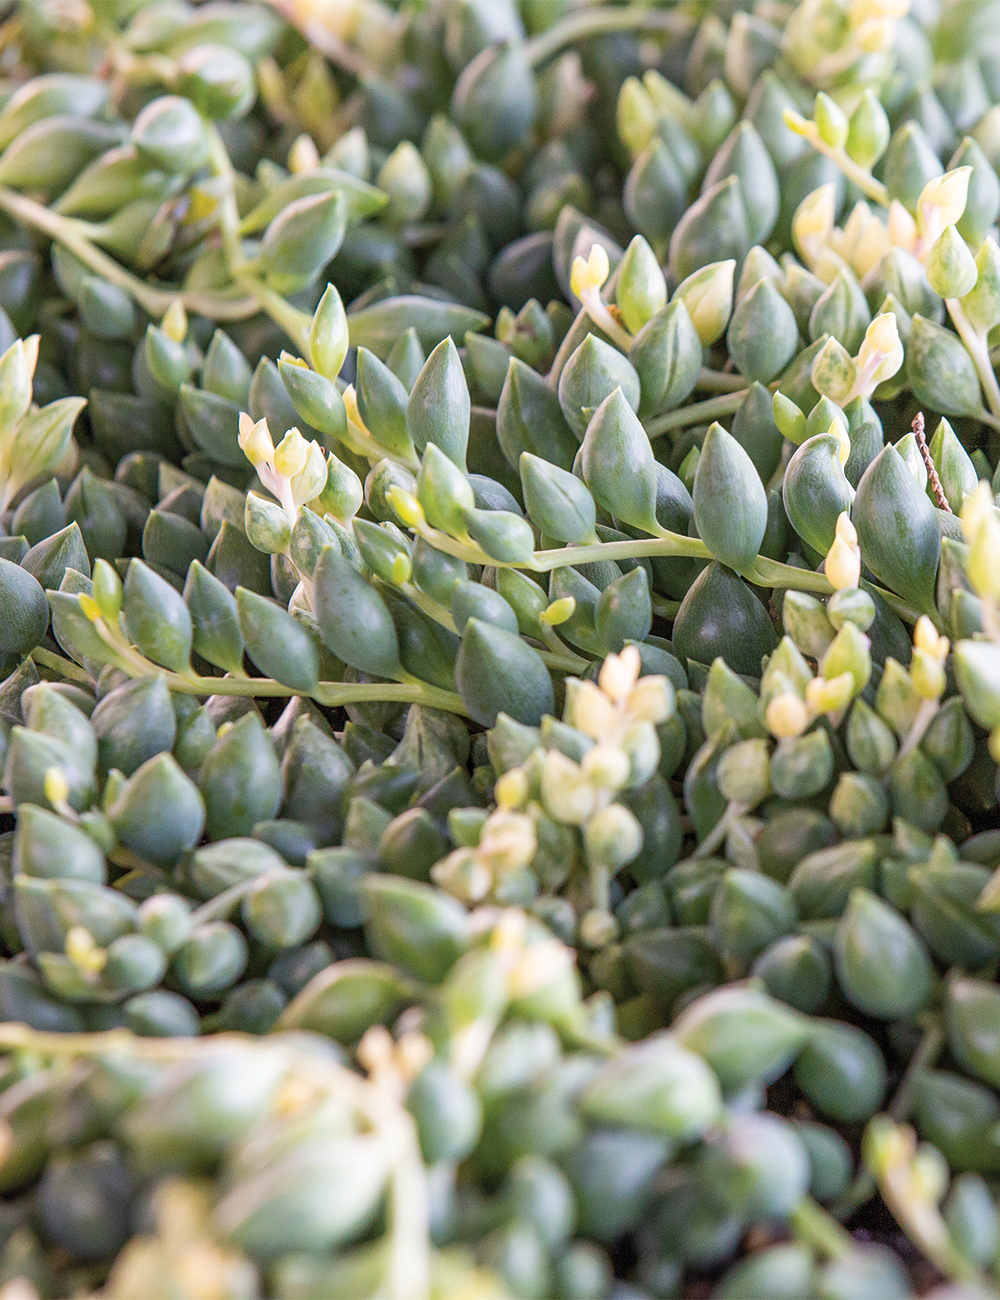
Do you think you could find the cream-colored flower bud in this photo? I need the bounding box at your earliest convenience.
[918,167,972,239]
[599,645,641,704]
[273,428,310,479]
[238,414,275,467]
[290,439,327,506]
[766,692,809,738]
[571,679,616,739]
[581,744,631,790]
[288,133,320,174]
[479,811,537,874]
[854,15,895,51]
[431,848,492,904]
[887,200,918,254]
[792,183,837,266]
[65,925,106,975]
[627,674,674,724]
[540,749,596,824]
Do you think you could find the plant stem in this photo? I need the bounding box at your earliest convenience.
[897,697,941,762]
[645,390,749,438]
[30,646,92,685]
[0,186,258,321]
[890,1017,945,1122]
[790,1196,855,1260]
[695,367,748,393]
[524,6,690,66]
[948,298,1000,421]
[651,594,682,619]
[786,114,889,206]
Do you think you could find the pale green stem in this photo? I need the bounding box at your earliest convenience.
[645,390,749,437]
[80,617,471,715]
[948,298,1000,422]
[788,116,889,207]
[204,120,246,276]
[0,186,259,320]
[790,1197,855,1260]
[203,122,316,357]
[695,367,748,393]
[651,594,682,619]
[30,646,92,685]
[896,697,941,762]
[524,5,690,66]
[832,1018,945,1221]
[190,876,262,927]
[386,1109,432,1300]
[889,1018,945,1122]
[401,581,587,673]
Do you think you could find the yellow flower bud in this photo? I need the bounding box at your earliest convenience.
[65,925,106,975]
[914,615,949,663]
[539,596,575,627]
[824,514,862,591]
[961,479,995,544]
[390,552,411,586]
[910,647,946,700]
[598,645,641,705]
[161,298,188,343]
[806,671,856,713]
[288,133,320,174]
[570,243,610,299]
[385,486,425,528]
[766,692,809,738]
[79,593,102,622]
[495,767,529,810]
[273,428,310,479]
[829,418,852,466]
[43,767,70,807]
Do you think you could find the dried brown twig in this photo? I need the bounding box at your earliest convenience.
[912,412,951,512]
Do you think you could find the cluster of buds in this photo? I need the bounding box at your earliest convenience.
[765,520,875,738]
[785,0,912,88]
[433,648,674,946]
[811,310,904,405]
[432,807,538,906]
[794,169,975,298]
[238,412,327,528]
